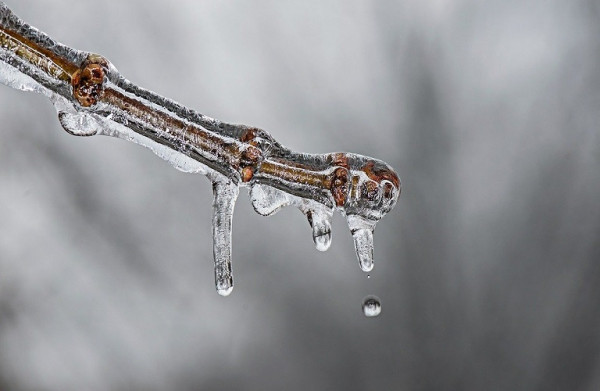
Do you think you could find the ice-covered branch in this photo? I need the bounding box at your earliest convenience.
[0,2,400,296]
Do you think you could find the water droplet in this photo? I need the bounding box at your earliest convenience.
[362,295,381,317]
[367,274,371,279]
[216,278,233,297]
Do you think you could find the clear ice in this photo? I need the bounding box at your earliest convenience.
[307,208,332,252]
[249,184,291,216]
[211,180,238,296]
[362,295,382,317]
[0,2,401,296]
[347,215,376,272]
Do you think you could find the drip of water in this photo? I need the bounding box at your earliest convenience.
[362,295,381,317]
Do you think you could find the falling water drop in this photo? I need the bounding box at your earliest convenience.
[362,295,381,317]
[367,274,371,279]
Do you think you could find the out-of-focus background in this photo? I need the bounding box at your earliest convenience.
[0,0,599,390]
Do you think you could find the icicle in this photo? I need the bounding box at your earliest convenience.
[353,228,374,272]
[347,215,376,272]
[250,184,291,216]
[306,209,332,252]
[211,179,239,296]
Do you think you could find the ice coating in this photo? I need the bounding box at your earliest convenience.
[249,184,291,216]
[0,58,46,94]
[0,2,401,296]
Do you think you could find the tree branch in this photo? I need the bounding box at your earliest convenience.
[0,2,400,295]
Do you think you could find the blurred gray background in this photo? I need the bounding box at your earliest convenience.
[1,0,599,390]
